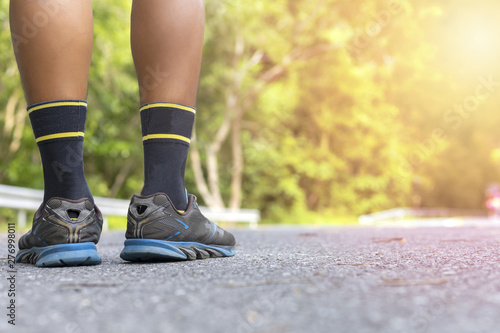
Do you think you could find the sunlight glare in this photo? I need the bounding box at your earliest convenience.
[447,13,500,67]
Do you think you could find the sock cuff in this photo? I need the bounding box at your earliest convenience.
[28,100,87,144]
[139,102,196,114]
[27,100,88,114]
[140,103,196,145]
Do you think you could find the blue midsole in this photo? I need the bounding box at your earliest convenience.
[122,239,235,257]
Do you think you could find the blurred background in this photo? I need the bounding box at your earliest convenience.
[2,0,500,225]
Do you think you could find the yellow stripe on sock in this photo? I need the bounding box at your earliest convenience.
[35,132,85,143]
[139,103,196,114]
[28,101,88,114]
[142,134,191,144]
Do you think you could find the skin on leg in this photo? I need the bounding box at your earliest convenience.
[10,0,93,105]
[131,0,205,107]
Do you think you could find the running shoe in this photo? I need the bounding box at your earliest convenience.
[16,198,103,267]
[120,193,236,262]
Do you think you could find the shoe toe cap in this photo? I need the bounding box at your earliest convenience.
[215,227,236,246]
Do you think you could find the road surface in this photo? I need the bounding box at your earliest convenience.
[1,225,500,333]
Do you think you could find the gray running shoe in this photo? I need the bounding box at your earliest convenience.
[120,193,236,262]
[16,198,103,267]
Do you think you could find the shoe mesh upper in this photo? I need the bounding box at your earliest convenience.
[126,193,235,246]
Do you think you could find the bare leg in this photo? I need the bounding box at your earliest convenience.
[10,0,94,205]
[10,0,93,105]
[10,1,102,268]
[131,0,205,209]
[131,0,204,107]
[121,0,237,262]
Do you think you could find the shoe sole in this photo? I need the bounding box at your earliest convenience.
[15,242,102,267]
[119,239,235,262]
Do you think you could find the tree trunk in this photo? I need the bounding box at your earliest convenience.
[190,132,216,205]
[229,106,244,209]
[109,158,134,198]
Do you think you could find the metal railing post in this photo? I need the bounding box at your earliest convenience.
[17,209,27,229]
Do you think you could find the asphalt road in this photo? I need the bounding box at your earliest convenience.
[1,225,500,333]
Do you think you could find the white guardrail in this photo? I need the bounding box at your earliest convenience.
[358,208,414,224]
[358,207,487,224]
[0,184,259,230]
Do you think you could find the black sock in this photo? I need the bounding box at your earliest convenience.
[140,102,195,211]
[28,100,92,206]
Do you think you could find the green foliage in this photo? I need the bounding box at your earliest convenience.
[107,216,127,230]
[0,208,18,229]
